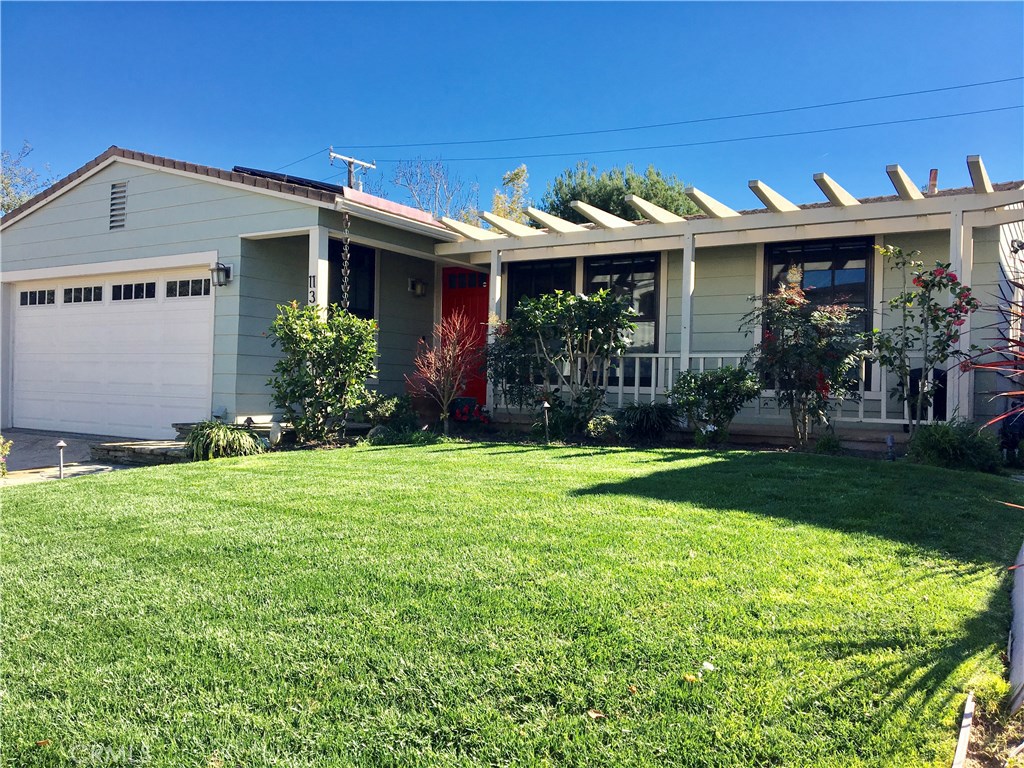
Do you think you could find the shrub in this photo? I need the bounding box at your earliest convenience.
[268,302,378,442]
[670,366,760,447]
[743,283,865,447]
[406,310,485,436]
[362,392,419,432]
[0,434,11,477]
[907,420,1002,473]
[488,290,637,436]
[586,414,619,443]
[365,428,443,447]
[620,401,678,443]
[813,430,844,456]
[186,420,266,461]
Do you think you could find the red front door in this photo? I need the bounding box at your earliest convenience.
[441,267,489,404]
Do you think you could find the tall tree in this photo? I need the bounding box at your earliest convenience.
[540,162,699,223]
[391,157,478,222]
[490,164,531,225]
[1,141,50,215]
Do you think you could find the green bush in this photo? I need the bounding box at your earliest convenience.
[268,302,378,442]
[620,401,678,443]
[670,366,760,447]
[586,414,619,443]
[362,392,419,432]
[186,420,266,461]
[0,434,11,477]
[813,430,844,455]
[907,420,1003,473]
[365,428,444,447]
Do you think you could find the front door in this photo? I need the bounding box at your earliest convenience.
[441,267,489,404]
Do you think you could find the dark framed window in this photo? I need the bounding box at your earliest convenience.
[112,282,156,301]
[585,253,659,351]
[19,289,55,306]
[765,237,873,330]
[328,240,375,320]
[505,259,575,309]
[166,278,211,298]
[63,285,103,303]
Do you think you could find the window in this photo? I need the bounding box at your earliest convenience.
[112,282,156,301]
[63,285,103,303]
[505,260,575,308]
[19,289,55,306]
[765,237,872,330]
[585,253,659,351]
[327,240,375,320]
[166,278,211,298]
[109,182,127,230]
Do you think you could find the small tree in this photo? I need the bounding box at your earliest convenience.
[267,302,377,442]
[743,285,864,447]
[870,246,980,434]
[488,290,637,434]
[670,366,760,447]
[405,310,485,436]
[2,141,51,214]
[491,165,531,225]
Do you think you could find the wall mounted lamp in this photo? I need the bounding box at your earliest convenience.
[408,278,428,297]
[209,262,233,287]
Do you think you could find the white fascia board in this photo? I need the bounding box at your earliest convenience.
[1,156,122,230]
[326,228,471,266]
[336,198,461,242]
[0,250,218,282]
[437,187,1024,257]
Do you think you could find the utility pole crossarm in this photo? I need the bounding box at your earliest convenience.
[329,148,377,188]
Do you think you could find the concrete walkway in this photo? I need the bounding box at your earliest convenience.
[2,428,132,486]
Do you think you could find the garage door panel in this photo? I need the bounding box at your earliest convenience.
[13,270,213,439]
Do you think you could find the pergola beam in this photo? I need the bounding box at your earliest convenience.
[967,155,994,194]
[624,193,685,223]
[478,211,541,237]
[569,200,634,229]
[748,180,800,213]
[885,164,924,201]
[524,206,586,233]
[439,216,504,241]
[813,173,860,207]
[684,186,740,218]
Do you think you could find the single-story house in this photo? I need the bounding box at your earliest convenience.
[1,147,1021,439]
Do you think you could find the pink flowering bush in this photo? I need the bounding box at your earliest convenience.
[870,246,980,434]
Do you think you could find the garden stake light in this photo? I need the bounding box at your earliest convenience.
[56,440,66,480]
[542,400,551,444]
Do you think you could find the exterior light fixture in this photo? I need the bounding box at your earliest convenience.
[56,439,67,480]
[209,262,233,287]
[542,400,551,444]
[408,278,428,297]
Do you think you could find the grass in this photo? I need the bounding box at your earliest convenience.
[2,443,1022,767]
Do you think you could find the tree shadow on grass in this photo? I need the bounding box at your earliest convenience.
[573,451,1021,737]
[573,450,1023,570]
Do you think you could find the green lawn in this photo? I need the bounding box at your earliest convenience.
[2,444,1022,767]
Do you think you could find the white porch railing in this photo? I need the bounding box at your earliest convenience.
[604,351,945,426]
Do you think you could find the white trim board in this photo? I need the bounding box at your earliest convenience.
[0,250,219,283]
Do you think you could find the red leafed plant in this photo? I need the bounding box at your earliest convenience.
[967,240,1024,430]
[405,310,485,435]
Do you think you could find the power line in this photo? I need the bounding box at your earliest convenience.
[340,76,1024,150]
[273,147,330,172]
[359,105,1021,164]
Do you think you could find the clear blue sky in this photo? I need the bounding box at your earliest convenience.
[2,1,1022,212]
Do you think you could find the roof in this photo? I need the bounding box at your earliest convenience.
[1,146,449,232]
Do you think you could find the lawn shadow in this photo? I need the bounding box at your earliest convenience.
[573,450,1023,570]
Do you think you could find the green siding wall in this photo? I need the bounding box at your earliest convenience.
[376,251,436,395]
[689,244,758,354]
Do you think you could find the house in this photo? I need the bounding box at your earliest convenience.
[1,147,1021,439]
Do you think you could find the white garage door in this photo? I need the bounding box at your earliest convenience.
[12,267,214,439]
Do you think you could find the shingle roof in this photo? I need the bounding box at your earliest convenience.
[0,146,449,231]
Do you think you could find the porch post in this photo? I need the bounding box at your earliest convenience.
[486,248,502,409]
[679,233,695,374]
[949,210,974,420]
[307,226,330,317]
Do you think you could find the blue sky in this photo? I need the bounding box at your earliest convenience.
[2,1,1022,212]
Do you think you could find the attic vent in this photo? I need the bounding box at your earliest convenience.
[109,182,127,229]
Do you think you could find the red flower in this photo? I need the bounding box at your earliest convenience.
[947,272,958,282]
[933,267,945,277]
